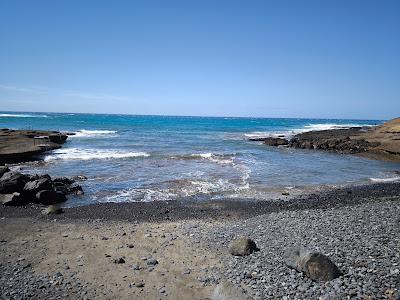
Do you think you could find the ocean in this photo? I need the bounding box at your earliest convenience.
[1,112,399,206]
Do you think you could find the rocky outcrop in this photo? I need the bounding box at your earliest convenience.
[229,237,259,256]
[288,130,378,154]
[284,248,342,282]
[0,170,84,206]
[249,118,400,162]
[0,129,68,164]
[263,137,289,146]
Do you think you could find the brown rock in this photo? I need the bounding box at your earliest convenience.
[284,248,341,282]
[229,237,259,256]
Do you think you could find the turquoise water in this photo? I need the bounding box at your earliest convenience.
[1,112,399,206]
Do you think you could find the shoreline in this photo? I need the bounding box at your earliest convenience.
[2,180,400,222]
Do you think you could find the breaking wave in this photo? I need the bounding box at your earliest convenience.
[369,176,400,183]
[245,123,376,140]
[0,113,48,118]
[44,148,150,161]
[70,130,118,138]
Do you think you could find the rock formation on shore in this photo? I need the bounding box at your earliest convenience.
[250,118,400,162]
[0,128,69,164]
[0,167,83,206]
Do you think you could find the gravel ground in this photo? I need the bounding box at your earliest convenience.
[1,182,400,299]
[182,198,400,299]
[0,259,97,299]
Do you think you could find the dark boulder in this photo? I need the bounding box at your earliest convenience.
[23,178,53,196]
[68,183,84,195]
[35,190,67,205]
[0,172,30,194]
[284,248,342,282]
[53,177,74,185]
[0,166,10,178]
[229,237,259,256]
[0,192,28,206]
[53,182,83,195]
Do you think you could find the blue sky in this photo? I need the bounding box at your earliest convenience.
[0,0,399,119]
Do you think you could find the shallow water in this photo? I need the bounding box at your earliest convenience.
[1,112,399,206]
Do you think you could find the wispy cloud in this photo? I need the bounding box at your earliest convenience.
[0,84,130,102]
[63,91,130,101]
[0,84,45,93]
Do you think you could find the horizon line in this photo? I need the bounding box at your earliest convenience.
[0,110,387,122]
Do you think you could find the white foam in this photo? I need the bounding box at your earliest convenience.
[370,177,400,183]
[245,131,299,139]
[96,175,249,203]
[44,148,150,161]
[70,130,118,138]
[245,123,376,140]
[303,123,374,131]
[191,153,235,165]
[0,113,48,118]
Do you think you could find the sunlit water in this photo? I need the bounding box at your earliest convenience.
[1,112,399,206]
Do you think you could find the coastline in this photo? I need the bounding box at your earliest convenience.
[250,118,400,162]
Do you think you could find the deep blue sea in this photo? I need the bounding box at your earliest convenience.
[1,112,399,206]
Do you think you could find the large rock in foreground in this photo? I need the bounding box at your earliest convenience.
[0,192,28,206]
[0,172,30,194]
[0,171,84,206]
[24,178,53,195]
[229,237,259,256]
[284,248,342,282]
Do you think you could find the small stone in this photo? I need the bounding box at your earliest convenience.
[113,258,125,264]
[135,282,144,288]
[147,258,158,266]
[42,205,63,215]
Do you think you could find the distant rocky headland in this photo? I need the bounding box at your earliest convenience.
[250,118,400,162]
[0,128,69,164]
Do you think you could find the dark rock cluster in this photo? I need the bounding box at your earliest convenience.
[0,167,83,206]
[251,128,381,154]
[288,136,378,154]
